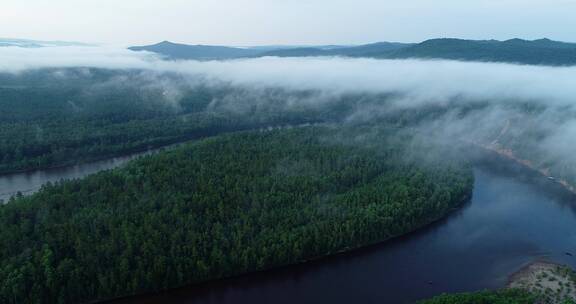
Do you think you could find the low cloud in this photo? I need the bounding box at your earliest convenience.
[0,46,155,72]
[4,45,576,178]
[2,45,576,109]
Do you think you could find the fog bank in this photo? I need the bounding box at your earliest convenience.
[2,46,576,108]
[4,45,576,181]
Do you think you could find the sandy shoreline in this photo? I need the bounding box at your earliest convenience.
[508,261,576,303]
[469,141,576,195]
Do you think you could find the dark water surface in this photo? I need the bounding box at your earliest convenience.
[2,151,576,303]
[0,152,152,203]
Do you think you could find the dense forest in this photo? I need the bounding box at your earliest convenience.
[420,289,576,304]
[0,67,451,175]
[418,289,539,304]
[0,69,329,173]
[0,126,473,303]
[4,58,576,304]
[3,67,576,198]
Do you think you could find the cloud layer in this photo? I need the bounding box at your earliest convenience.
[3,45,576,109]
[3,45,576,180]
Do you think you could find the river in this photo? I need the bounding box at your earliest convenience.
[0,153,150,203]
[2,149,576,303]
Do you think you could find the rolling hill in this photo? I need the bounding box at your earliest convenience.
[0,38,89,48]
[387,38,576,65]
[258,42,413,57]
[129,38,576,66]
[128,41,265,60]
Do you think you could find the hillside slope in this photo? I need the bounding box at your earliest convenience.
[388,38,576,65]
[129,38,576,66]
[129,41,262,60]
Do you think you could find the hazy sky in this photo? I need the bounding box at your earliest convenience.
[2,0,576,46]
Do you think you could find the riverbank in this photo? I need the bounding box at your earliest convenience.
[66,163,576,304]
[104,192,472,304]
[508,261,576,303]
[468,141,576,195]
[0,124,324,203]
[105,146,572,304]
[0,122,322,177]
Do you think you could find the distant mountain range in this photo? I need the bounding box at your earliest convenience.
[130,38,576,66]
[256,42,413,58]
[128,41,264,60]
[387,38,576,65]
[0,38,90,48]
[128,41,413,60]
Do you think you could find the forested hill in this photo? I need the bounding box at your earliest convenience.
[259,38,576,65]
[127,41,414,60]
[387,38,576,66]
[257,42,413,58]
[0,126,473,304]
[128,41,413,60]
[129,38,576,66]
[128,41,263,60]
[0,38,87,48]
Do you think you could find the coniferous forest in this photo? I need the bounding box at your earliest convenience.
[4,1,576,302]
[3,68,576,304]
[0,126,473,303]
[418,289,538,304]
[0,69,326,174]
[3,68,575,192]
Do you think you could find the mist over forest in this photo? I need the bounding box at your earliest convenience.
[6,0,576,302]
[3,44,576,185]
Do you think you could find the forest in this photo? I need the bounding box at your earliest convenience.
[0,126,473,304]
[4,66,576,304]
[3,67,573,193]
[0,67,475,175]
[0,68,327,174]
[419,289,540,304]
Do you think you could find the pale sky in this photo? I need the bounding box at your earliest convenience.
[2,0,576,46]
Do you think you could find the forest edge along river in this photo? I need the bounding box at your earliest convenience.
[0,124,320,203]
[2,134,576,304]
[104,150,576,304]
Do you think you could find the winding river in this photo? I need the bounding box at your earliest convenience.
[2,147,576,303]
[0,152,153,203]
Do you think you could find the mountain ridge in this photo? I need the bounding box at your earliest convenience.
[385,38,576,65]
[0,38,91,48]
[128,41,263,60]
[129,38,576,66]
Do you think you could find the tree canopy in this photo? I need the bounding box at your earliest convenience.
[0,126,473,303]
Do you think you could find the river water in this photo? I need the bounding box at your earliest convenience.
[2,150,576,303]
[0,154,148,203]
